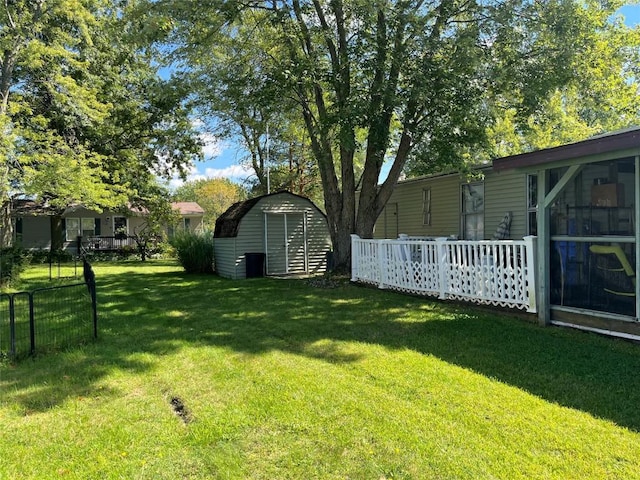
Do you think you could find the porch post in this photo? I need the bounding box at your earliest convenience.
[436,237,448,300]
[537,170,550,325]
[350,234,360,282]
[523,235,537,313]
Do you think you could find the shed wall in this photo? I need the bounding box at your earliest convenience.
[213,238,240,279]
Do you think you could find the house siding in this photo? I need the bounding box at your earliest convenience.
[374,173,464,239]
[20,216,52,249]
[373,168,528,240]
[14,203,204,253]
[484,169,527,239]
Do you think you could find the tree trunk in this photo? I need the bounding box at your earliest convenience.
[0,200,12,248]
[50,215,64,251]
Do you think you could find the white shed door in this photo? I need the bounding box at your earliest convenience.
[265,213,308,275]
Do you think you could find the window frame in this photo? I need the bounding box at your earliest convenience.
[527,174,538,236]
[461,182,485,240]
[422,188,431,226]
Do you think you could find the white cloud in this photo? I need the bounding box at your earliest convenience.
[168,163,255,190]
[201,133,224,159]
[204,164,254,180]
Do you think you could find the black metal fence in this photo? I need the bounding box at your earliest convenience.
[0,264,97,360]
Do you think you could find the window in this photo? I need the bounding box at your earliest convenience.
[548,157,636,317]
[81,218,95,237]
[461,182,484,240]
[113,217,127,238]
[184,217,191,231]
[422,188,431,225]
[65,218,80,241]
[66,218,96,241]
[527,174,538,236]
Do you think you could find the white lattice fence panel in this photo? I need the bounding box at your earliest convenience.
[351,235,537,312]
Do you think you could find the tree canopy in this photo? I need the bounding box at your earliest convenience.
[152,0,639,270]
[172,177,247,229]
[0,0,202,247]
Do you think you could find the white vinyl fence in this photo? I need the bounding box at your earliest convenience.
[351,235,537,312]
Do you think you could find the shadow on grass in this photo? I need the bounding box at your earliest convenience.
[3,262,640,432]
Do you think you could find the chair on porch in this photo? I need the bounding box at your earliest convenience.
[589,244,636,297]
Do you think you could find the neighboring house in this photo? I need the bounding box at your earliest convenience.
[214,191,332,279]
[373,165,532,240]
[11,200,204,253]
[167,202,205,238]
[374,127,640,336]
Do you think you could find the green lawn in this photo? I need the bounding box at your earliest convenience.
[2,261,640,479]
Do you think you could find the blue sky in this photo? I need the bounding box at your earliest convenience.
[169,4,640,189]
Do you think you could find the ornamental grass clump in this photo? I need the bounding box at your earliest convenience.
[169,230,214,273]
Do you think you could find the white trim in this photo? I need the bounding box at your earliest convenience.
[551,305,635,323]
[551,321,640,342]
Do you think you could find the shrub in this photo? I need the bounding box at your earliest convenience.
[0,247,31,286]
[169,231,214,274]
[29,249,73,264]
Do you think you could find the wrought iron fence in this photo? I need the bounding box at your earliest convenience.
[0,264,97,360]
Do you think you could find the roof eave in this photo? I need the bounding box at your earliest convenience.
[493,128,640,172]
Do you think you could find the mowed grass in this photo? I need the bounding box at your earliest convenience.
[2,261,640,479]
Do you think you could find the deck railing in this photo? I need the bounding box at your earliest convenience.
[80,235,137,252]
[351,235,537,312]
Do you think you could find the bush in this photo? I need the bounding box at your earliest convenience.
[169,231,215,274]
[0,247,31,286]
[29,249,73,264]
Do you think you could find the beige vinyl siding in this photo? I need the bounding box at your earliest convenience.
[373,167,529,240]
[374,173,464,239]
[484,169,527,239]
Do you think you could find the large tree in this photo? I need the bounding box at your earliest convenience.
[173,177,246,229]
[155,0,627,270]
[0,0,111,246]
[0,0,202,248]
[464,5,640,164]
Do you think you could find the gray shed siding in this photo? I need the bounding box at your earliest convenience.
[214,192,332,280]
[374,169,528,240]
[213,238,239,279]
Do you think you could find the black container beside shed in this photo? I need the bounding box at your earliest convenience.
[245,252,265,278]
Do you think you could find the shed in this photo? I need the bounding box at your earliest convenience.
[213,191,332,279]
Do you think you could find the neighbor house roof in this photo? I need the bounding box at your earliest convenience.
[11,199,57,216]
[172,202,205,216]
[493,126,640,172]
[11,200,204,217]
